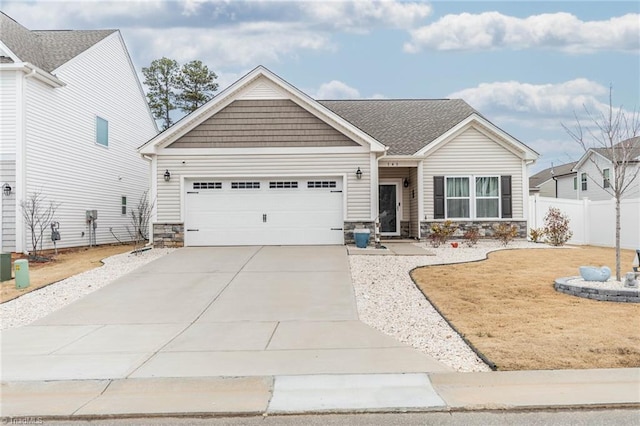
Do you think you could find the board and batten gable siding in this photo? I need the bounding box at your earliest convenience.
[168,100,360,148]
[22,32,156,250]
[156,152,372,222]
[423,127,525,219]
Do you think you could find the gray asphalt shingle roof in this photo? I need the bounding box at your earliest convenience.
[529,161,577,189]
[0,12,115,72]
[318,99,480,155]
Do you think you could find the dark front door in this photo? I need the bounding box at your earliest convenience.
[379,184,398,234]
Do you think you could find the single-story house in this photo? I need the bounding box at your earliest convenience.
[139,66,538,246]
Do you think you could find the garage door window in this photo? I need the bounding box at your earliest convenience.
[270,181,298,189]
[231,182,260,189]
[193,182,222,189]
[308,181,337,188]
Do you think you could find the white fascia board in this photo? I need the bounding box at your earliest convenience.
[573,149,611,171]
[416,114,539,161]
[1,62,65,88]
[379,155,424,167]
[0,40,20,63]
[156,146,372,156]
[138,66,387,154]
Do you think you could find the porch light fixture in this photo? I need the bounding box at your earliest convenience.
[403,178,410,188]
[164,170,171,182]
[356,167,363,180]
[2,183,11,196]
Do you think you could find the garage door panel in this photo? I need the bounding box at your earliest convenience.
[185,178,344,246]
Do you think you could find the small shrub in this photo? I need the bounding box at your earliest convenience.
[463,227,480,247]
[493,223,519,246]
[529,227,546,243]
[543,207,573,246]
[429,220,457,247]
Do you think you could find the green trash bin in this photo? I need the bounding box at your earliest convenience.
[15,259,30,289]
[0,252,11,282]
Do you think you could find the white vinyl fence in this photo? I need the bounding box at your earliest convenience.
[529,195,640,250]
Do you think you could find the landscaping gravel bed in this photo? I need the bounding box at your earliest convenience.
[0,248,174,330]
[349,240,555,372]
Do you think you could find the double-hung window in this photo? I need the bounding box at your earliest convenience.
[581,173,588,191]
[445,177,470,218]
[475,176,499,218]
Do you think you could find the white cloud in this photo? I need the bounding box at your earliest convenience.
[302,0,432,33]
[448,79,610,121]
[128,23,334,68]
[314,80,361,99]
[405,12,640,53]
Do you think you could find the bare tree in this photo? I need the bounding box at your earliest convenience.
[126,191,154,251]
[562,87,640,280]
[20,191,59,260]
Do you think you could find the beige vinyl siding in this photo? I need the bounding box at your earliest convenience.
[170,100,359,148]
[379,167,411,221]
[23,33,156,250]
[156,152,372,222]
[423,127,525,219]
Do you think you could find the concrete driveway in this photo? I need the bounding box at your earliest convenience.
[1,246,450,382]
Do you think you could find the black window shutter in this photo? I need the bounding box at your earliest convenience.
[501,175,512,218]
[434,176,445,219]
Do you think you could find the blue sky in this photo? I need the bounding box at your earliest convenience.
[3,0,639,173]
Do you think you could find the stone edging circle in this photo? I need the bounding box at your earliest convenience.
[554,277,640,303]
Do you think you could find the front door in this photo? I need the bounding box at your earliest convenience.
[379,182,401,235]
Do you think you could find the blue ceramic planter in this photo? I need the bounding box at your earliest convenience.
[579,266,611,282]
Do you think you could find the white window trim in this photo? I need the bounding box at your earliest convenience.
[475,175,501,219]
[603,168,610,189]
[121,196,127,215]
[581,172,588,191]
[444,175,501,220]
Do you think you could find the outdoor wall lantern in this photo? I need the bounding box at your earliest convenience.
[164,170,171,182]
[403,178,410,188]
[2,183,11,196]
[356,167,363,180]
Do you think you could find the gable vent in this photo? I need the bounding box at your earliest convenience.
[239,80,287,100]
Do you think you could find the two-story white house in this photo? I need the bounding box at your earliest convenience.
[553,137,640,201]
[0,13,157,253]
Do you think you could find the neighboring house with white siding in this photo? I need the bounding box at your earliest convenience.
[0,13,157,253]
[529,162,577,198]
[555,137,640,201]
[139,66,538,247]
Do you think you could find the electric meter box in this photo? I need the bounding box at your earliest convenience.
[85,210,98,220]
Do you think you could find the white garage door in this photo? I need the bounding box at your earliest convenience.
[185,178,344,246]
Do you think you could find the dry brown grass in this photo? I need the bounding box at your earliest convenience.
[1,244,135,303]
[411,246,640,371]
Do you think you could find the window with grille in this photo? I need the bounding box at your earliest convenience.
[193,182,222,189]
[269,181,298,189]
[231,182,260,189]
[307,181,337,188]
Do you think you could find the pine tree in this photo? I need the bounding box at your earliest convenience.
[142,57,179,130]
[176,60,219,114]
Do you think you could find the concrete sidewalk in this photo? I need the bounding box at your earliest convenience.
[2,369,638,418]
